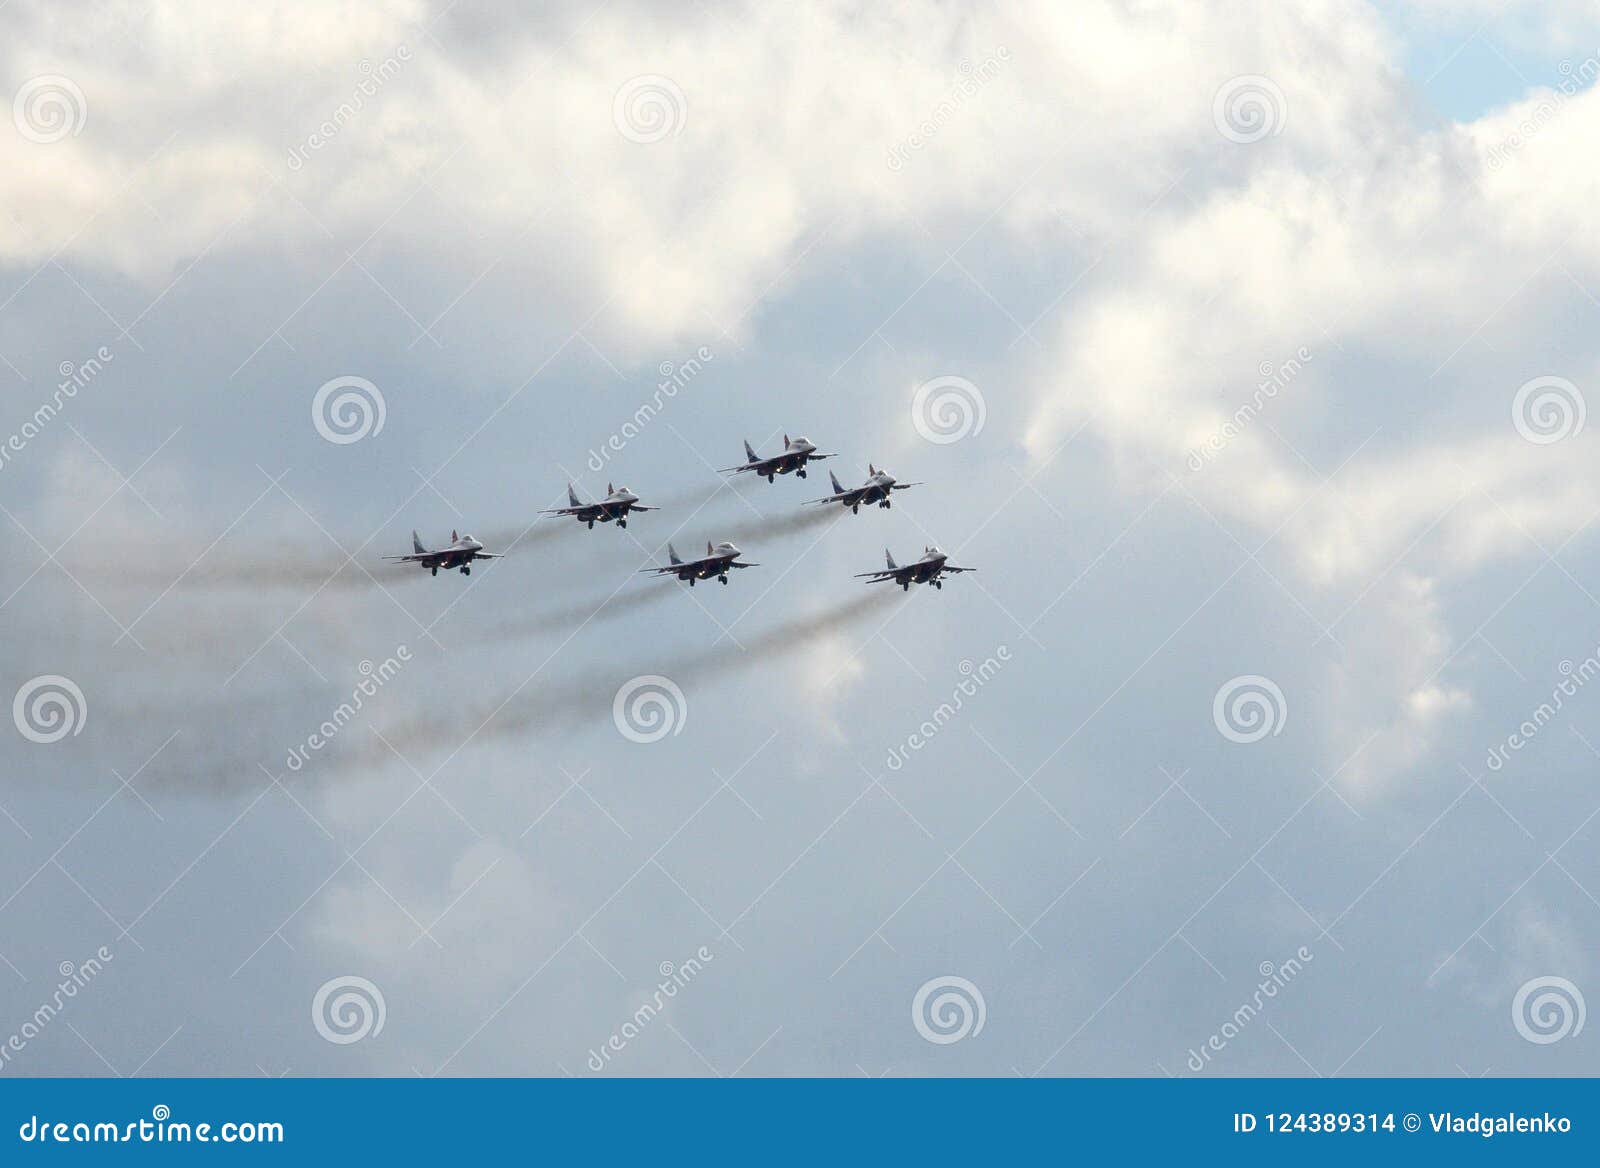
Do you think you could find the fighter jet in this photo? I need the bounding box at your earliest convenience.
[540,483,658,530]
[722,435,833,481]
[805,465,922,513]
[383,530,504,577]
[856,546,975,591]
[639,540,760,586]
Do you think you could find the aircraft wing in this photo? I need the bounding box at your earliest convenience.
[890,481,925,489]
[382,553,433,562]
[804,490,857,506]
[627,505,660,512]
[719,460,768,475]
[538,505,586,516]
[941,564,975,573]
[473,552,505,559]
[729,560,760,568]
[639,557,708,575]
[854,568,902,582]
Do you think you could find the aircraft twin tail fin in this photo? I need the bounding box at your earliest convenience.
[744,439,758,463]
[706,540,714,557]
[829,469,845,494]
[412,530,426,554]
[783,433,791,448]
[451,529,459,543]
[885,548,897,571]
[567,483,581,507]
[668,543,682,565]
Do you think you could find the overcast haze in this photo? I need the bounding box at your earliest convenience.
[2,0,1599,1076]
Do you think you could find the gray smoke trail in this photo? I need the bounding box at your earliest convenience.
[720,504,839,544]
[58,543,416,592]
[650,475,764,512]
[469,506,844,640]
[478,521,570,549]
[474,581,677,639]
[82,584,897,790]
[73,481,785,595]
[375,589,896,756]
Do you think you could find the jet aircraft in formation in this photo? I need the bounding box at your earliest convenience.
[805,465,922,513]
[383,530,503,576]
[638,540,759,586]
[722,435,833,481]
[385,435,972,590]
[540,483,657,529]
[854,546,975,591]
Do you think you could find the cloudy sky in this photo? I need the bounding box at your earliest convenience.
[2,0,1598,1076]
